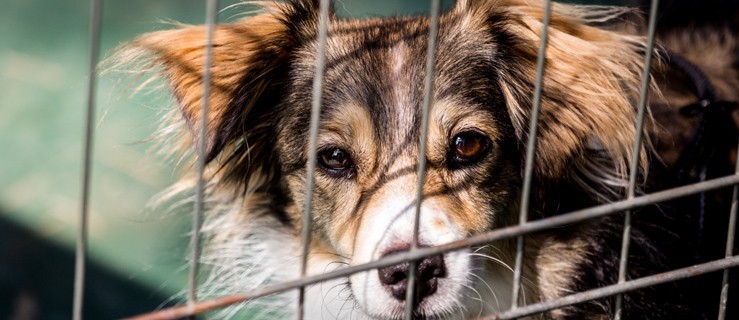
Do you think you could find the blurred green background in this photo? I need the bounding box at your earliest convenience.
[0,0,628,318]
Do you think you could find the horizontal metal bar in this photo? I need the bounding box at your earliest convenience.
[123,173,739,320]
[485,255,739,320]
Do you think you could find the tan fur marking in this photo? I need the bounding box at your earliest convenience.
[529,234,589,318]
[114,6,290,155]
[317,103,378,256]
[465,0,649,182]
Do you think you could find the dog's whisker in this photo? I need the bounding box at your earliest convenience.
[469,252,514,273]
[468,272,500,312]
[469,250,536,307]
[460,282,488,318]
[335,286,353,319]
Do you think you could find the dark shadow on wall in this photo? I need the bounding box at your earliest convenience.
[0,209,174,320]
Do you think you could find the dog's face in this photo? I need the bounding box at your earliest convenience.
[277,13,522,317]
[121,0,648,318]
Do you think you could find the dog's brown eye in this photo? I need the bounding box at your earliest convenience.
[449,131,490,168]
[318,147,355,177]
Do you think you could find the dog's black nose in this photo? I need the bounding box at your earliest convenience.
[377,252,447,303]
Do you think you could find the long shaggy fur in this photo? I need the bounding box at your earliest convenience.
[109,0,739,319]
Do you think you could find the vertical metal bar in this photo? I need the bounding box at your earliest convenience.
[613,1,659,318]
[189,0,218,307]
[404,0,441,319]
[510,0,552,310]
[718,141,739,320]
[73,0,102,319]
[298,0,331,319]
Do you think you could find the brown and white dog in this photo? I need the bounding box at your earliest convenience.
[113,0,739,319]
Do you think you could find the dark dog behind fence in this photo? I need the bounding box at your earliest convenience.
[65,0,739,319]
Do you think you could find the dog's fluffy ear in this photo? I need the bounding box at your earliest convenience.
[126,16,285,161]
[115,1,328,164]
[463,0,648,186]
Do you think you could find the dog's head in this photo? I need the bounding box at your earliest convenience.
[119,0,648,318]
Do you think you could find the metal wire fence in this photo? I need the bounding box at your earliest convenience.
[72,0,739,319]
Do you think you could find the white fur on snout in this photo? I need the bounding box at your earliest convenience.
[350,195,471,319]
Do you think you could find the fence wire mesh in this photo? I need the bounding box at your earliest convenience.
[73,0,102,319]
[613,0,660,317]
[510,0,552,311]
[69,0,739,319]
[188,0,219,307]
